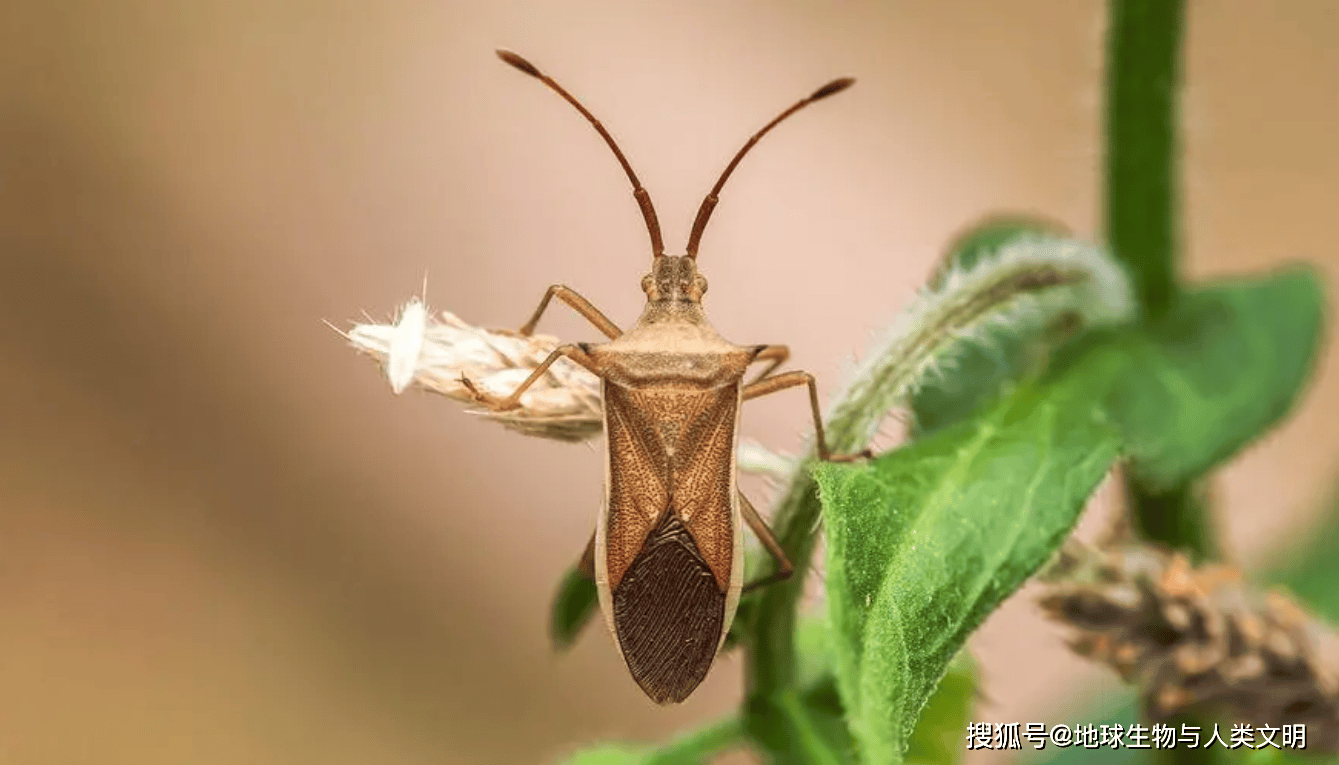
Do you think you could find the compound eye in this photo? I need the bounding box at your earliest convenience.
[694,275,708,295]
[641,273,666,301]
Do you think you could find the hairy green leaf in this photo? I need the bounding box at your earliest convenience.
[1104,268,1324,489]
[927,215,1074,290]
[912,216,1077,437]
[817,356,1122,764]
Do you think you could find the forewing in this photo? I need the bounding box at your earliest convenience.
[669,383,739,592]
[602,382,670,591]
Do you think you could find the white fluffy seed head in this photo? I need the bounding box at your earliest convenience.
[386,298,428,394]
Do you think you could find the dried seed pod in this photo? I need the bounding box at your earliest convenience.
[342,306,604,442]
[1040,538,1339,751]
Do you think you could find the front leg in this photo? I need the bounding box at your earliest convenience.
[516,285,622,339]
[462,343,601,411]
[742,370,872,463]
[746,343,794,386]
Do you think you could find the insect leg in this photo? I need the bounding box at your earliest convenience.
[518,285,622,339]
[738,491,793,593]
[742,370,872,462]
[746,344,790,386]
[461,344,600,411]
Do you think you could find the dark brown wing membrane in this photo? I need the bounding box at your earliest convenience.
[611,511,725,704]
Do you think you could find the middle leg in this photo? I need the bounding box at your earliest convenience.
[742,370,872,463]
[739,491,794,593]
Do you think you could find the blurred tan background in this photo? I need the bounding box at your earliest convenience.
[1,2,1336,763]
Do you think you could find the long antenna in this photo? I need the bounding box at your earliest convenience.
[497,50,665,259]
[685,77,855,260]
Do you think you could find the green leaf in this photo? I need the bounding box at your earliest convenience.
[912,215,1079,437]
[643,718,747,765]
[817,355,1123,764]
[1104,268,1324,489]
[767,614,857,765]
[550,565,599,650]
[903,651,976,765]
[798,675,860,764]
[787,618,976,765]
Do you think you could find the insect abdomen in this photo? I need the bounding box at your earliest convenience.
[611,510,725,704]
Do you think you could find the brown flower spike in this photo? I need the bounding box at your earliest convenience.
[1040,537,1339,751]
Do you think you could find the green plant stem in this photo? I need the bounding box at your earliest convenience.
[776,690,847,765]
[643,715,746,765]
[1106,1,1223,762]
[1106,0,1217,574]
[1106,0,1184,320]
[743,475,825,748]
[1125,475,1219,564]
[1106,0,1218,562]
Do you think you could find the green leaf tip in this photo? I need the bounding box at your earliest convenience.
[1105,267,1325,489]
[550,565,600,650]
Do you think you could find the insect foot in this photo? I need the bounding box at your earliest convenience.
[458,374,521,411]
